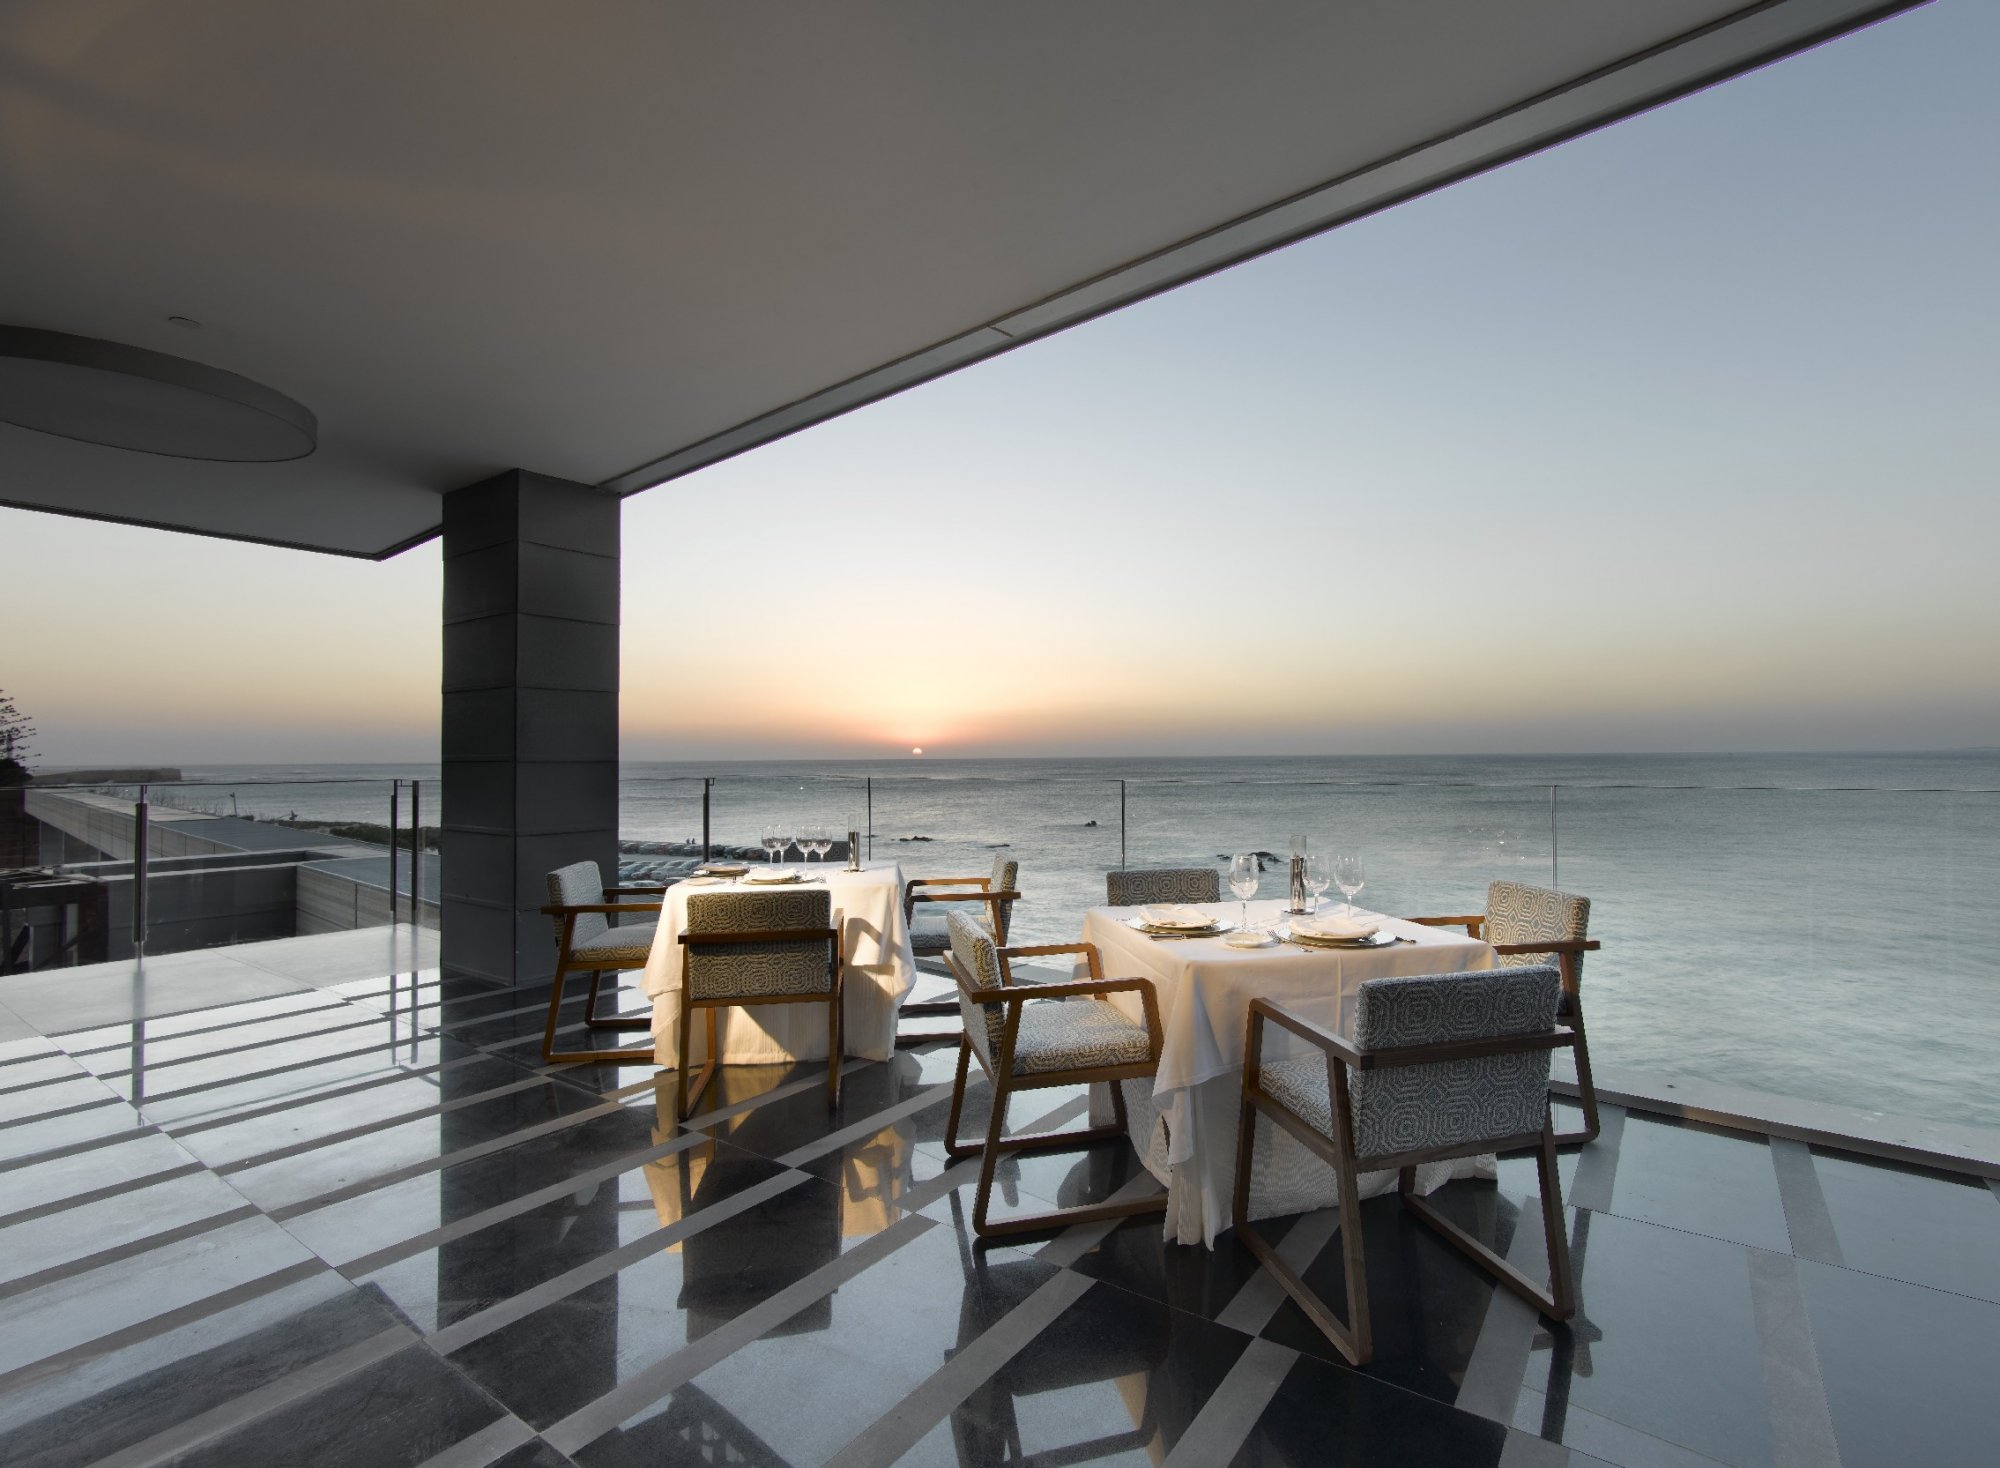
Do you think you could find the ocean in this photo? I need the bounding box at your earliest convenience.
[162,752,2000,1133]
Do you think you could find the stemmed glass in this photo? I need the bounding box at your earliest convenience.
[1305,854,1331,914]
[1333,854,1365,915]
[761,825,786,865]
[804,824,827,865]
[1228,853,1260,932]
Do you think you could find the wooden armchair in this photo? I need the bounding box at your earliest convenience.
[1233,965,1577,1366]
[539,860,667,1065]
[940,909,1166,1238]
[674,888,843,1120]
[901,855,1022,1036]
[1408,880,1602,1144]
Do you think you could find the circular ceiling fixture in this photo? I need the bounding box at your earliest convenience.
[0,325,316,461]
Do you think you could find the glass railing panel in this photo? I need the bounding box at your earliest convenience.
[1558,783,2000,1131]
[8,772,437,969]
[863,771,1121,946]
[1123,776,1557,921]
[617,771,722,882]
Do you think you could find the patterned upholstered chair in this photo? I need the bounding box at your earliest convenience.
[899,855,1023,1037]
[539,861,667,1065]
[1233,965,1577,1366]
[906,853,1022,956]
[675,888,843,1120]
[1104,866,1220,907]
[1407,880,1602,1143]
[941,909,1166,1238]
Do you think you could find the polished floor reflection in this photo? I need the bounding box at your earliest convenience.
[2,934,1997,1467]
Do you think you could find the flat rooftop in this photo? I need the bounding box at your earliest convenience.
[2,933,1996,1467]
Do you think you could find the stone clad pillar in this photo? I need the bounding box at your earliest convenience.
[441,470,619,987]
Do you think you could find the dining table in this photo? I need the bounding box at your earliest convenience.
[641,860,919,1070]
[1080,896,1497,1246]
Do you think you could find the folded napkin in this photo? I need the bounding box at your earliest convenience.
[743,868,799,884]
[1138,904,1215,929]
[1292,914,1379,941]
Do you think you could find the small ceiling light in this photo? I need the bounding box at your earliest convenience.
[0,326,315,461]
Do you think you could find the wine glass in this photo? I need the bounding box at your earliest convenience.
[761,824,785,865]
[1228,852,1260,932]
[806,824,827,864]
[1332,854,1365,915]
[1305,853,1331,914]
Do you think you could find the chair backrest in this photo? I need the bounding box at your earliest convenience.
[547,861,608,950]
[1105,867,1220,907]
[1347,965,1561,1160]
[946,908,1010,1066]
[989,854,1020,942]
[683,889,835,1002]
[1486,880,1590,978]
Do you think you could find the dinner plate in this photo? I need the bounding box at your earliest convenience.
[695,863,750,877]
[1125,916,1231,936]
[1281,927,1400,949]
[742,869,803,885]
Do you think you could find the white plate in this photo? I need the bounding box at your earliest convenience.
[1282,927,1399,949]
[742,869,802,885]
[1223,929,1276,949]
[1126,916,1229,936]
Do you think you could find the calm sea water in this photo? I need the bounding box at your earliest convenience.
[168,753,2000,1132]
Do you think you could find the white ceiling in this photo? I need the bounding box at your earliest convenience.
[0,0,1912,557]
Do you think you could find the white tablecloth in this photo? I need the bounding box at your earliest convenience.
[642,861,918,1068]
[1081,898,1496,1245]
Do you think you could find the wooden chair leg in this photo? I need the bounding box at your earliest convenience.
[825,992,843,1109]
[971,1082,1011,1235]
[583,969,651,1031]
[1554,1003,1601,1147]
[539,962,570,1064]
[543,960,654,1065]
[1398,1141,1575,1323]
[943,1036,978,1158]
[1232,1095,1371,1365]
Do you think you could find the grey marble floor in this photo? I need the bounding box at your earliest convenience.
[1,935,1996,1467]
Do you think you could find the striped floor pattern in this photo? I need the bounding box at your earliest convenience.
[2,931,1997,1467]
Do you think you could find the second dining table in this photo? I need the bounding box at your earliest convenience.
[641,859,919,1071]
[1081,896,1496,1246]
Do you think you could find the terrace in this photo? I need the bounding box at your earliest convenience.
[5,4,1997,1466]
[3,928,1996,1466]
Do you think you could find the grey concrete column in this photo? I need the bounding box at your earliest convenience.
[441,470,619,987]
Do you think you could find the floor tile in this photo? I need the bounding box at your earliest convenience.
[1797,1256,2000,1468]
[1230,1348,1515,1467]
[357,1137,791,1335]
[1810,1150,2000,1302]
[160,1341,505,1468]
[1521,1211,1772,1468]
[1598,1116,1791,1254]
[0,1166,249,1287]
[0,1128,204,1221]
[0,1214,317,1381]
[0,1270,406,1468]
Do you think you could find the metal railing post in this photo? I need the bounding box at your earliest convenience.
[388,780,401,927]
[1119,779,1127,869]
[132,783,150,958]
[1550,784,1560,889]
[866,777,873,860]
[409,780,422,926]
[702,777,712,861]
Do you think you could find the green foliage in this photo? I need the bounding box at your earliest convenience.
[0,690,33,784]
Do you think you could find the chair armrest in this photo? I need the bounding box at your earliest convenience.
[538,902,664,916]
[604,885,667,897]
[997,941,1092,961]
[1406,914,1486,935]
[909,888,1021,904]
[906,876,991,890]
[1247,997,1363,1066]
[1490,939,1600,956]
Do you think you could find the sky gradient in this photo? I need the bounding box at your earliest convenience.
[8,1,1997,765]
